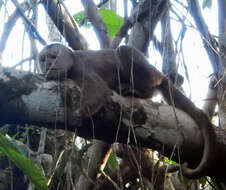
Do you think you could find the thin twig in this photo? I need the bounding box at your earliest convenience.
[29,2,39,73]
[37,128,47,154]
[80,0,109,27]
[10,0,46,45]
[42,0,87,50]
[81,0,111,48]
[130,0,137,8]
[97,0,109,8]
[100,170,122,190]
[112,0,167,48]
[123,0,128,19]
[0,1,30,53]
[58,0,80,31]
[187,0,219,73]
[12,56,35,68]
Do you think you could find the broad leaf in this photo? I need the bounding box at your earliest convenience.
[73,9,124,37]
[165,157,177,165]
[99,9,124,36]
[0,134,48,190]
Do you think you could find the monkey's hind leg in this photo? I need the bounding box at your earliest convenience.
[79,72,112,117]
[116,45,164,98]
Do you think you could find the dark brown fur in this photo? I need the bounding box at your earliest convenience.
[39,43,216,179]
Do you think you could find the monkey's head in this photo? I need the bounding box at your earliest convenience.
[39,43,74,79]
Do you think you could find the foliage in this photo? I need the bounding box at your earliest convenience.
[107,149,118,170]
[73,9,124,36]
[165,157,177,165]
[199,177,207,188]
[0,133,48,190]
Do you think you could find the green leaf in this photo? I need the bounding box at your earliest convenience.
[199,176,207,187]
[107,150,118,170]
[73,9,124,37]
[202,0,212,9]
[165,157,177,165]
[99,9,124,37]
[0,134,48,190]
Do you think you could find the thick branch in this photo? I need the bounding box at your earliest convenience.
[187,0,219,73]
[112,0,167,49]
[41,0,88,50]
[0,66,225,181]
[202,77,217,118]
[217,1,226,129]
[76,140,111,190]
[218,0,226,35]
[81,0,111,48]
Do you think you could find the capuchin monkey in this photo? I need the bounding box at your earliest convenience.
[38,43,216,179]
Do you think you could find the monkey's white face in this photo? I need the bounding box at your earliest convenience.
[39,43,74,79]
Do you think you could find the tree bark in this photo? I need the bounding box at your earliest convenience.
[41,0,88,50]
[0,66,225,181]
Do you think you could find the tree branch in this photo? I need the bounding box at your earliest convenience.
[0,66,226,181]
[41,0,88,50]
[81,0,111,49]
[11,0,46,45]
[112,0,167,49]
[0,0,32,54]
[202,77,217,119]
[187,0,219,73]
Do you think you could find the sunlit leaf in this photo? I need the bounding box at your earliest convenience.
[73,9,124,37]
[108,150,118,170]
[0,134,48,190]
[99,9,124,36]
[202,0,212,9]
[165,157,177,165]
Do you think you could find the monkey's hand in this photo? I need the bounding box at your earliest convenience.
[79,73,112,117]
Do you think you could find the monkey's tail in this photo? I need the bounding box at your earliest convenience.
[159,78,217,179]
[181,116,216,179]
